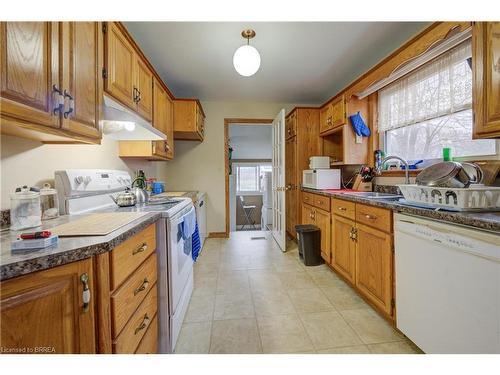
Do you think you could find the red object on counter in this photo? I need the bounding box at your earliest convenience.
[321,188,354,193]
[19,231,52,240]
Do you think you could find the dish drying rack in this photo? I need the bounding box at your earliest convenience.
[397,184,500,211]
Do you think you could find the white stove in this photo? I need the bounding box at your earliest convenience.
[54,169,195,353]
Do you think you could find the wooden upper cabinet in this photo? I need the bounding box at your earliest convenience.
[473,22,500,138]
[165,93,174,159]
[320,95,346,135]
[61,22,102,140]
[0,258,96,354]
[173,99,205,141]
[104,22,136,109]
[135,57,153,122]
[285,111,297,139]
[331,214,356,284]
[0,22,60,129]
[152,78,171,159]
[355,223,393,316]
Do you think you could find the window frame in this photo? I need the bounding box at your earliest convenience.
[234,162,272,196]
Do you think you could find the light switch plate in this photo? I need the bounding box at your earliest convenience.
[355,134,363,144]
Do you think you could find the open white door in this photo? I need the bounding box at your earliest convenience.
[271,109,286,251]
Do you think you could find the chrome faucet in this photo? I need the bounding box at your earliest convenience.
[375,155,411,185]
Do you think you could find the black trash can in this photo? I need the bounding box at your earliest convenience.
[295,224,323,266]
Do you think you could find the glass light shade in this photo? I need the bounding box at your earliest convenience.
[233,44,261,77]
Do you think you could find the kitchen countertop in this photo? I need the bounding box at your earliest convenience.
[302,187,500,233]
[0,212,161,281]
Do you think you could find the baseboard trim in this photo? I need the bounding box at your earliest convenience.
[208,232,228,238]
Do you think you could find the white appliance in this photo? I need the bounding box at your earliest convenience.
[195,192,207,247]
[302,169,341,190]
[261,171,273,230]
[309,156,330,169]
[395,213,500,354]
[54,169,194,353]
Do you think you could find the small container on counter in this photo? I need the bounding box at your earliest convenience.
[152,181,165,194]
[10,186,42,231]
[40,183,59,220]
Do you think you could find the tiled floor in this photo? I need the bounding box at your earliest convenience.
[175,231,422,354]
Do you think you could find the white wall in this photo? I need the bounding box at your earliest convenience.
[157,101,297,234]
[0,134,161,209]
[229,124,272,160]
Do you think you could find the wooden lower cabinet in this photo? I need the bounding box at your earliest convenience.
[355,223,393,316]
[0,258,96,354]
[331,214,356,283]
[301,203,331,263]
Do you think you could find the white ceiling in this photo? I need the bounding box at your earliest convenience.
[125,22,429,104]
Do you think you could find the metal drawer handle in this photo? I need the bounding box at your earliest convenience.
[338,207,347,211]
[132,243,148,255]
[134,314,150,335]
[80,273,90,313]
[364,214,377,220]
[134,278,150,296]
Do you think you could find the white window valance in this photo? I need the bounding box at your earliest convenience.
[378,39,472,133]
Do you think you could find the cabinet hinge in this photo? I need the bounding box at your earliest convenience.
[391,298,395,308]
[102,68,108,79]
[102,22,107,33]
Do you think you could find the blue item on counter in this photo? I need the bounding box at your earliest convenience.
[401,160,424,170]
[152,181,164,194]
[11,235,59,251]
[349,112,371,137]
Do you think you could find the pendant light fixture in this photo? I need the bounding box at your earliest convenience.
[233,29,261,77]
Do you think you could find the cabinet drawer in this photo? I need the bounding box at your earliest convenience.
[312,194,330,212]
[135,314,158,354]
[110,224,156,290]
[111,253,157,337]
[113,286,158,354]
[355,204,392,233]
[331,198,355,220]
[302,191,315,205]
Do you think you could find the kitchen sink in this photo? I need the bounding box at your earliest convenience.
[341,192,403,200]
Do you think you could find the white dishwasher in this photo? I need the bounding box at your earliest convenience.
[394,213,500,354]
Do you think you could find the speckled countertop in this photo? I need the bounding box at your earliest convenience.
[302,187,500,233]
[0,212,161,281]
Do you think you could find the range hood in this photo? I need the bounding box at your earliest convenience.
[101,94,166,141]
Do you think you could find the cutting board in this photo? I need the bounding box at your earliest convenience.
[51,212,148,237]
[159,192,187,197]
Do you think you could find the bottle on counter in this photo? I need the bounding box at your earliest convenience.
[10,186,42,230]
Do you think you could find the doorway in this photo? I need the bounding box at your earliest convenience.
[224,118,273,237]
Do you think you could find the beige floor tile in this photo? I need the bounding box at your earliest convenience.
[257,314,314,353]
[273,259,306,273]
[300,311,363,350]
[252,290,296,316]
[174,321,212,354]
[192,275,217,297]
[184,294,215,323]
[321,285,368,311]
[193,261,219,277]
[368,341,422,354]
[248,272,284,292]
[278,271,317,290]
[341,308,405,344]
[309,270,346,288]
[317,345,371,354]
[287,287,335,313]
[210,318,262,353]
[197,248,221,264]
[216,270,250,294]
[213,291,255,320]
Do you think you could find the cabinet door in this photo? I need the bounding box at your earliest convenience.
[152,79,168,159]
[286,112,296,139]
[135,57,153,122]
[0,22,60,129]
[315,208,331,264]
[0,258,96,354]
[319,104,332,133]
[301,203,315,225]
[355,223,393,316]
[165,93,174,159]
[61,22,101,139]
[331,214,356,284]
[105,22,136,110]
[195,103,205,139]
[473,22,500,138]
[330,95,346,128]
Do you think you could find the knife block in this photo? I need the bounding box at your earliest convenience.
[352,175,372,191]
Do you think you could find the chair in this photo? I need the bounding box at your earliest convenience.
[239,196,257,230]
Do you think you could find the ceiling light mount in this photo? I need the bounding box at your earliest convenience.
[241,29,256,41]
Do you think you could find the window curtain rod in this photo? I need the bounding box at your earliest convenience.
[355,27,472,99]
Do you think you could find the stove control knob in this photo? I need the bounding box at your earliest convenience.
[84,176,92,184]
[75,176,84,185]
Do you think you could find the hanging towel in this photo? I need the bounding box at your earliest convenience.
[181,207,197,240]
[191,222,201,262]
